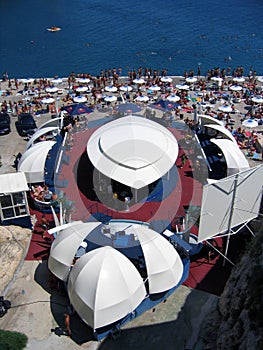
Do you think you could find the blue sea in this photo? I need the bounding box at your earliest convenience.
[0,0,263,79]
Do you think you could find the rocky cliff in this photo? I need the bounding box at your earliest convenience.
[0,225,32,295]
[200,220,263,350]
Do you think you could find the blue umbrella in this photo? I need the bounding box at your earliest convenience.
[61,103,93,116]
[114,103,142,114]
[150,99,180,111]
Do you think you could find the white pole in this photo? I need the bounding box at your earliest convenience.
[223,173,239,266]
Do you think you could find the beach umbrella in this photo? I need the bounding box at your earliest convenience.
[20,78,34,84]
[51,78,63,84]
[41,97,55,104]
[161,77,173,83]
[77,78,90,84]
[242,119,258,128]
[119,85,133,92]
[186,77,197,84]
[105,86,118,92]
[113,103,142,114]
[133,78,145,84]
[104,95,117,102]
[149,85,161,91]
[230,85,243,91]
[61,103,93,116]
[135,95,149,102]
[218,105,232,113]
[211,77,223,83]
[150,99,179,111]
[233,77,245,83]
[175,84,189,90]
[46,86,58,93]
[251,96,263,104]
[167,94,180,102]
[75,86,88,93]
[73,95,87,103]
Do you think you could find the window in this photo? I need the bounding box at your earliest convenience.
[0,192,28,221]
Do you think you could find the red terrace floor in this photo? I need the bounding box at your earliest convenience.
[25,123,233,296]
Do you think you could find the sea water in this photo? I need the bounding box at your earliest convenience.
[0,0,262,78]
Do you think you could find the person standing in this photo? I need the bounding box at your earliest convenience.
[64,312,71,336]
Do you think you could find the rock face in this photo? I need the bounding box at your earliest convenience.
[200,222,263,350]
[0,225,32,294]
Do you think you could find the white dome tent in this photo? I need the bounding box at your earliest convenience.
[87,115,179,190]
[67,246,146,329]
[135,226,184,294]
[48,221,101,281]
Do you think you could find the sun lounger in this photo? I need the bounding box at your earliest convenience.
[252,152,261,161]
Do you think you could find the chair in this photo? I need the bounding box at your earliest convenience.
[252,152,261,161]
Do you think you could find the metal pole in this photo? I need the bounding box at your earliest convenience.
[223,173,239,266]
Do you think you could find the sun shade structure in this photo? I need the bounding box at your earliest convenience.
[17,140,56,183]
[210,138,249,176]
[25,126,59,149]
[87,116,179,189]
[48,221,101,281]
[135,226,184,294]
[203,124,237,143]
[198,114,224,126]
[61,103,93,116]
[38,117,63,129]
[198,165,263,242]
[0,172,29,193]
[67,246,146,329]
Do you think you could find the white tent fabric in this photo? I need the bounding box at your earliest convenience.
[38,117,63,129]
[25,127,59,150]
[48,221,101,281]
[198,114,224,126]
[198,165,263,242]
[210,138,249,176]
[87,116,179,189]
[203,124,237,143]
[17,141,56,183]
[67,246,146,329]
[0,172,29,193]
[135,226,184,293]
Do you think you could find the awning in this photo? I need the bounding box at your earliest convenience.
[198,114,224,126]
[0,172,29,193]
[203,124,237,143]
[17,141,56,183]
[87,116,179,189]
[25,127,59,150]
[38,117,63,129]
[210,138,249,176]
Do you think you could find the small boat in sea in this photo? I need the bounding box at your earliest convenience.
[47,27,61,32]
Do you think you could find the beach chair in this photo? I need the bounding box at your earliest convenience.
[252,152,261,161]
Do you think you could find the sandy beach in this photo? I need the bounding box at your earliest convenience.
[0,73,262,349]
